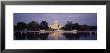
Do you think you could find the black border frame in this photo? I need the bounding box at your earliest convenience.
[1,1,110,53]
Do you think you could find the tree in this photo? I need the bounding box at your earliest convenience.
[27,21,39,31]
[40,21,49,30]
[73,23,79,30]
[83,24,88,30]
[79,24,88,31]
[16,22,26,31]
[64,21,74,31]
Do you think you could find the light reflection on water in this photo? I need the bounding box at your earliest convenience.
[48,31,67,40]
[14,31,97,40]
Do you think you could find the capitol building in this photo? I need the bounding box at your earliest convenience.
[49,20,63,30]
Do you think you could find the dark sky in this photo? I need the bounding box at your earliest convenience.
[14,13,97,26]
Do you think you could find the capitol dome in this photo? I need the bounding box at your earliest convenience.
[49,20,63,30]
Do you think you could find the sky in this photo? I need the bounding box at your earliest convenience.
[14,13,97,26]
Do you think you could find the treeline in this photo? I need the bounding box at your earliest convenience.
[14,21,49,31]
[61,21,97,31]
[14,21,97,31]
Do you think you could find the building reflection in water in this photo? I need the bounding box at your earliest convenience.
[14,31,97,40]
[48,31,66,40]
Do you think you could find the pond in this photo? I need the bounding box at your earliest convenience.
[14,31,97,40]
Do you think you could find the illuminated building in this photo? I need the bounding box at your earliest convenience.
[50,20,63,30]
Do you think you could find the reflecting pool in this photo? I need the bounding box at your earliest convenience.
[14,31,97,40]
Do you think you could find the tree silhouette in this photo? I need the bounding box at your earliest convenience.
[84,25,88,30]
[79,24,88,31]
[73,23,79,30]
[40,21,49,30]
[63,21,74,31]
[27,21,39,31]
[16,22,26,31]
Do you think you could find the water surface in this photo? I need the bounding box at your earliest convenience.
[14,31,97,40]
